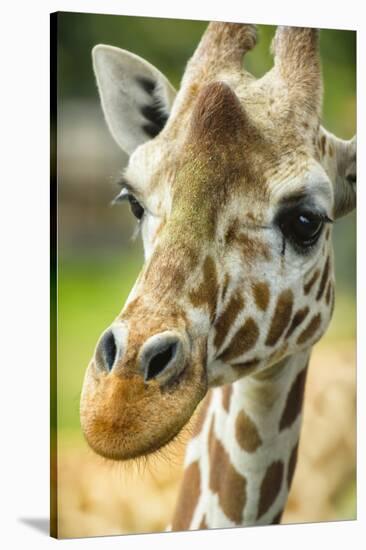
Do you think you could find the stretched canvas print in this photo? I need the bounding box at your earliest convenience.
[50,11,356,539]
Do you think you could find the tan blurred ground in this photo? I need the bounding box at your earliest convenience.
[57,342,356,539]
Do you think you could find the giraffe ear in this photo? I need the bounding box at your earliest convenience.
[333,135,356,218]
[92,45,176,155]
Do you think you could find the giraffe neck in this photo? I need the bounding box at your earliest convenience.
[171,349,311,530]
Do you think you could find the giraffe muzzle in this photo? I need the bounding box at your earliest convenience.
[80,323,207,461]
[94,322,188,386]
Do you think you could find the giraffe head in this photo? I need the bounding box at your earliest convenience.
[80,24,356,461]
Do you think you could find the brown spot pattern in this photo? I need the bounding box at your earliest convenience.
[225,224,271,262]
[208,417,247,524]
[214,291,244,351]
[285,306,310,338]
[297,313,322,345]
[199,515,208,529]
[287,442,299,489]
[208,414,215,450]
[237,232,272,262]
[189,255,218,320]
[325,281,332,306]
[221,273,230,302]
[221,385,233,413]
[252,281,270,311]
[265,289,294,346]
[171,461,201,531]
[142,244,197,295]
[211,375,225,386]
[320,134,326,157]
[330,285,335,317]
[254,358,287,381]
[316,257,330,301]
[279,368,307,430]
[235,409,262,453]
[231,358,261,376]
[271,511,283,524]
[303,269,320,294]
[268,343,289,365]
[218,317,259,363]
[257,461,284,519]
[191,391,212,438]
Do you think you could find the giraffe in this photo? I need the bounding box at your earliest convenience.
[80,23,356,530]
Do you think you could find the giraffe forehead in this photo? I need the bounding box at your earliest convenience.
[126,81,330,228]
[129,132,321,206]
[127,82,300,186]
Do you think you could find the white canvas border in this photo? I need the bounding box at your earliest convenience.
[0,0,363,548]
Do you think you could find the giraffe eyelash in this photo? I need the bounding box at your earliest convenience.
[111,187,129,205]
[111,186,145,243]
[111,192,143,241]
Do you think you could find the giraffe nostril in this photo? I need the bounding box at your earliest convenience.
[145,342,178,381]
[141,333,184,383]
[96,329,118,372]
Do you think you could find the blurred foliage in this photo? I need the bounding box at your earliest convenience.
[332,476,357,520]
[245,25,356,138]
[58,252,142,432]
[58,13,206,99]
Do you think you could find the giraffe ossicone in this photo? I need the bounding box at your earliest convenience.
[80,22,356,529]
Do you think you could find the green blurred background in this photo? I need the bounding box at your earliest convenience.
[55,12,356,536]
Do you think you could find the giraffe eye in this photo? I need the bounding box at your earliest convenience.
[112,186,145,221]
[127,194,145,220]
[278,209,328,250]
